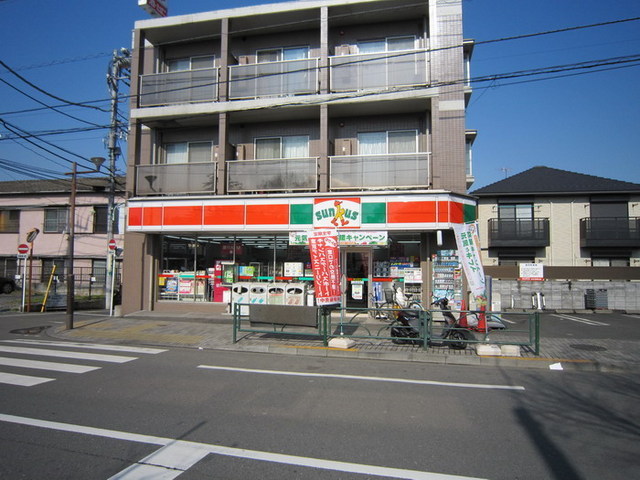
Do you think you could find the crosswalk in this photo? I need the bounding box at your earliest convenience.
[0,339,166,387]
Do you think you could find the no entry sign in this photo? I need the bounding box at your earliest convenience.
[17,244,29,254]
[108,239,117,251]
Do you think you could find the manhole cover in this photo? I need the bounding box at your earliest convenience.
[570,344,607,352]
[10,326,48,335]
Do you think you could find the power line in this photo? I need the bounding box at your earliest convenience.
[0,59,110,113]
[0,76,105,128]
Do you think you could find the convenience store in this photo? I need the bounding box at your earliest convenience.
[126,192,475,314]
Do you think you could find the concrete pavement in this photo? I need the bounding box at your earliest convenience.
[24,308,638,373]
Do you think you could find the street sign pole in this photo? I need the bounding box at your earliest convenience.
[17,243,30,312]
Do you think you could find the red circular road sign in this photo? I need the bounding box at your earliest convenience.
[18,244,29,254]
[108,239,117,251]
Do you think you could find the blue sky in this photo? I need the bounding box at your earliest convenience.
[0,0,638,189]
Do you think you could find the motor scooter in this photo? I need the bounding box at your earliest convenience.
[389,294,469,349]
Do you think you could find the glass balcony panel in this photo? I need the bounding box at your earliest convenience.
[136,163,217,195]
[330,50,427,92]
[227,158,318,192]
[228,59,318,99]
[139,68,218,106]
[329,154,429,190]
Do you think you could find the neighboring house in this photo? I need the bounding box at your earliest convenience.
[122,0,477,315]
[0,177,125,295]
[472,166,640,311]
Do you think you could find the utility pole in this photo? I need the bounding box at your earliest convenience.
[105,48,131,312]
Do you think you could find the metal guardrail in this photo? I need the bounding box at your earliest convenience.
[233,303,541,355]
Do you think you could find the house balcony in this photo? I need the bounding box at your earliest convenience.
[488,218,550,248]
[329,153,430,190]
[228,59,319,100]
[580,217,640,248]
[226,157,318,193]
[139,68,219,107]
[329,49,428,92]
[135,162,217,195]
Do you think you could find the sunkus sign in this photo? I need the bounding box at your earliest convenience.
[313,198,361,228]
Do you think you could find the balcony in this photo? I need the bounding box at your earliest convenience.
[139,68,219,106]
[580,217,640,248]
[329,153,429,190]
[226,157,318,193]
[228,59,319,99]
[136,163,217,196]
[330,50,428,92]
[488,218,550,247]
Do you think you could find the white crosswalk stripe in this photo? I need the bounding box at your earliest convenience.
[0,340,165,387]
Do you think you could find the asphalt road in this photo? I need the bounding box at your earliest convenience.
[0,313,638,479]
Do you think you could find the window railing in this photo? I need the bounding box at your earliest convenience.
[227,157,318,193]
[330,49,428,92]
[229,58,319,99]
[329,153,430,190]
[139,68,219,106]
[135,162,217,196]
[488,218,550,247]
[580,217,640,247]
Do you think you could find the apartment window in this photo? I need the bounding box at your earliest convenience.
[164,141,213,164]
[257,47,309,62]
[255,136,309,159]
[498,204,533,221]
[166,55,214,72]
[0,210,19,233]
[357,130,418,155]
[44,208,68,233]
[358,36,416,53]
[94,206,120,234]
[592,257,629,267]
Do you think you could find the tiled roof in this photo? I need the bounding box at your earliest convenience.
[471,166,640,196]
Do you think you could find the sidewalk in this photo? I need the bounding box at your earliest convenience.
[45,309,640,373]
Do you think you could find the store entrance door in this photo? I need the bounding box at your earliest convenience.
[342,248,372,309]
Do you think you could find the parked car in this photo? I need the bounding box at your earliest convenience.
[0,277,17,294]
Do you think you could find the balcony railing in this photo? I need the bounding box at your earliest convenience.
[228,59,319,99]
[330,49,428,92]
[329,153,429,190]
[136,162,217,196]
[580,217,640,247]
[226,157,318,193]
[488,218,550,247]
[139,68,219,106]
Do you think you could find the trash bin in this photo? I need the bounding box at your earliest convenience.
[285,283,306,306]
[267,283,286,305]
[249,283,267,305]
[231,282,251,315]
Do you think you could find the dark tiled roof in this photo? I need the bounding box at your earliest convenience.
[0,176,125,195]
[471,166,640,196]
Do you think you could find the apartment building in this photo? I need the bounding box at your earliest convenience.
[473,167,640,311]
[0,177,124,295]
[123,0,476,315]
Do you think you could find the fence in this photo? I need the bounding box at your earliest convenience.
[233,304,540,354]
[12,265,121,297]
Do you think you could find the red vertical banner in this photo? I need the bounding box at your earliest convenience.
[308,230,341,306]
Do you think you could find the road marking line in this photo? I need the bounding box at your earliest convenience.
[0,356,100,373]
[0,413,487,480]
[624,314,640,319]
[197,365,525,391]
[0,346,137,363]
[551,314,609,326]
[2,339,166,355]
[110,443,211,480]
[0,372,54,386]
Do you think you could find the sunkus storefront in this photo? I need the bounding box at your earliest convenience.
[125,192,476,314]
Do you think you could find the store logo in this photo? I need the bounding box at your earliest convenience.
[313,198,361,228]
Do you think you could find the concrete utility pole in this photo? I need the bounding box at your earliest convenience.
[105,48,131,312]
